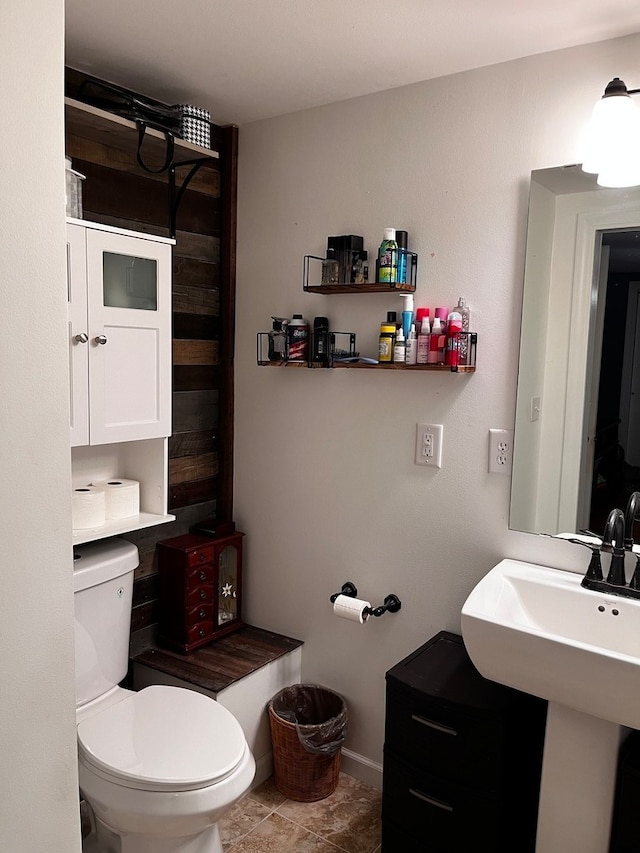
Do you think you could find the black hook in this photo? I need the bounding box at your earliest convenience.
[329,581,358,603]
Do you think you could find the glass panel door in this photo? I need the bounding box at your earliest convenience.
[218,544,238,625]
[103,252,158,310]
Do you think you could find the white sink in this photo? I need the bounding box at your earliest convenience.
[461,559,640,729]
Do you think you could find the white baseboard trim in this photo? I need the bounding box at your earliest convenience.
[340,748,383,790]
[251,752,274,790]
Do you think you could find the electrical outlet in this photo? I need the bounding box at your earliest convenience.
[415,423,443,468]
[489,428,513,474]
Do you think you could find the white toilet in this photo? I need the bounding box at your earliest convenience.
[74,537,255,853]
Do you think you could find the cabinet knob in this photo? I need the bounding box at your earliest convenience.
[74,333,88,344]
[199,571,207,581]
[198,609,206,619]
[198,628,206,637]
[199,589,207,600]
[94,335,108,345]
[199,553,205,561]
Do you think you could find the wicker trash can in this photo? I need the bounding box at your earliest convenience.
[268,684,347,802]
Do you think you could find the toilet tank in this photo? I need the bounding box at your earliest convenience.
[74,538,139,707]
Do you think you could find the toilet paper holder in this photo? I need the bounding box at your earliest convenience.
[329,582,402,617]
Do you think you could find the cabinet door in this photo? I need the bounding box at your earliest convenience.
[67,224,89,446]
[86,229,172,444]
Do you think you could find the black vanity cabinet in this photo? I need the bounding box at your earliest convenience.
[382,631,547,852]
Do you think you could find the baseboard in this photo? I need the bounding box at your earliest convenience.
[340,748,383,790]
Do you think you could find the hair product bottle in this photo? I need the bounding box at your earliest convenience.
[394,327,406,363]
[312,316,330,363]
[401,293,414,339]
[406,324,418,365]
[377,228,398,283]
[287,314,309,361]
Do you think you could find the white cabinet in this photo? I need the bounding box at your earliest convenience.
[67,219,176,545]
[67,219,173,446]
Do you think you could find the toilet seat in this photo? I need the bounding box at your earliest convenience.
[77,685,246,792]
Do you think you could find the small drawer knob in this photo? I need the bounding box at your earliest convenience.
[199,553,205,562]
[198,608,206,619]
[199,590,206,600]
[198,628,205,637]
[199,571,206,581]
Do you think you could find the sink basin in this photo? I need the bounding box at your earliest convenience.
[461,559,640,728]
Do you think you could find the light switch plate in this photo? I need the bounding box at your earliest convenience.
[415,423,443,468]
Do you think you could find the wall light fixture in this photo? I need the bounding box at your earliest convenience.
[582,77,640,188]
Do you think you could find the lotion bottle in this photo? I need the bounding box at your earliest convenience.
[417,317,431,364]
[406,324,418,365]
[394,328,406,363]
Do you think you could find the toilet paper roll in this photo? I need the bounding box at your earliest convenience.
[72,486,106,529]
[333,594,371,624]
[93,479,140,519]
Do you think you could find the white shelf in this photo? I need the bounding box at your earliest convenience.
[73,512,176,546]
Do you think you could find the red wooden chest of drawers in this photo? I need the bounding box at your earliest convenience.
[157,532,244,653]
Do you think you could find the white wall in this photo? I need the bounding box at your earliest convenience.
[1,1,80,849]
[235,34,640,773]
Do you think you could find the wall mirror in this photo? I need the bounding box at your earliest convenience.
[510,166,640,536]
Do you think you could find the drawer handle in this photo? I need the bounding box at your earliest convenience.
[198,628,206,637]
[199,571,207,581]
[199,589,207,600]
[199,553,206,562]
[198,608,206,619]
[411,714,457,737]
[409,788,453,813]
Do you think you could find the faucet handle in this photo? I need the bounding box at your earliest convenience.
[584,547,604,582]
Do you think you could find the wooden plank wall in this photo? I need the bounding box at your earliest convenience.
[65,69,237,645]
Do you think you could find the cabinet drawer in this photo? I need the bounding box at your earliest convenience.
[382,748,501,851]
[186,603,214,626]
[185,584,213,607]
[385,684,504,791]
[186,563,215,586]
[187,546,215,568]
[186,620,214,645]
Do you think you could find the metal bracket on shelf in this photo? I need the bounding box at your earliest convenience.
[168,156,217,238]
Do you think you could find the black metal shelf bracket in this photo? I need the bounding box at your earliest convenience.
[168,156,217,238]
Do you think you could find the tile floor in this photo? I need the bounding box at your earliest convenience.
[219,773,382,853]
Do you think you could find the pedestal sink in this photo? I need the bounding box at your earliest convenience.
[461,559,635,853]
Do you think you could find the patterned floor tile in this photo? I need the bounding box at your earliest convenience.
[219,796,272,851]
[226,812,341,852]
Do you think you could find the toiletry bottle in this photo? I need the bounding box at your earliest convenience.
[396,230,409,285]
[401,293,414,339]
[321,249,339,285]
[267,317,288,361]
[406,324,418,364]
[378,323,396,363]
[394,328,406,363]
[445,311,462,367]
[456,296,471,364]
[417,317,431,364]
[312,316,330,363]
[287,314,309,361]
[353,251,369,284]
[428,317,442,364]
[377,228,398,283]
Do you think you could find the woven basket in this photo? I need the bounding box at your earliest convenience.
[268,695,343,802]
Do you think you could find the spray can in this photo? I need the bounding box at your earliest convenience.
[287,314,309,361]
[377,228,398,283]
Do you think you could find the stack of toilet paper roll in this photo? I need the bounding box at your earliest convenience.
[72,479,140,529]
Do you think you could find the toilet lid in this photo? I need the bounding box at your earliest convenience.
[77,685,247,791]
